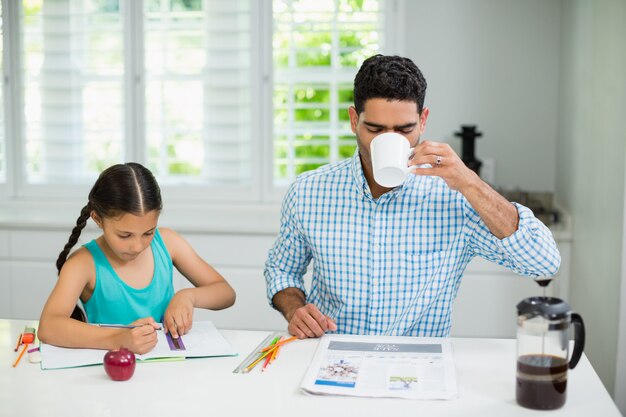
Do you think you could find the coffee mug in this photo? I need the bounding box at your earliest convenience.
[370,132,416,187]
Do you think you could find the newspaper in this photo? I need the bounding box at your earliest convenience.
[300,334,458,400]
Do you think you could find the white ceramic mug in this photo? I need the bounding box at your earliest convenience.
[370,132,416,187]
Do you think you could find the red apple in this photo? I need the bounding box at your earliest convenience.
[103,347,136,381]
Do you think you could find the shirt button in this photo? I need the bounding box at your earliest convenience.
[374,244,381,250]
[372,279,379,286]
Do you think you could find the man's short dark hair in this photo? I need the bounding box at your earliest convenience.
[353,54,427,115]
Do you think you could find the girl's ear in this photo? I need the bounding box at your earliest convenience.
[91,212,103,228]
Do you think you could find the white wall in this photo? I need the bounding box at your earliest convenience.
[404,0,561,192]
[617,152,626,415]
[555,0,626,397]
[404,0,626,399]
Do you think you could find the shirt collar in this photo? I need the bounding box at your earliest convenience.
[350,149,417,201]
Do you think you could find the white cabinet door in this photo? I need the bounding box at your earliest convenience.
[175,267,287,331]
[450,254,565,338]
[9,262,57,320]
[0,262,11,317]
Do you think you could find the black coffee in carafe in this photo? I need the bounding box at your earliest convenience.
[516,297,585,410]
[516,354,568,409]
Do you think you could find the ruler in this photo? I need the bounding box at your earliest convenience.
[165,332,186,351]
[232,331,282,373]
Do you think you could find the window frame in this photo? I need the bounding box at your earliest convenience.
[262,0,405,203]
[0,0,404,211]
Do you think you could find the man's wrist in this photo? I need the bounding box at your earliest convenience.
[273,288,306,322]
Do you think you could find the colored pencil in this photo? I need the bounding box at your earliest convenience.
[261,336,280,371]
[270,343,280,364]
[12,343,28,368]
[260,335,297,352]
[14,333,22,352]
[244,348,275,372]
[245,335,298,372]
[261,353,272,371]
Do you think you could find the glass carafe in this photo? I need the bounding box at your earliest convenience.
[516,296,585,410]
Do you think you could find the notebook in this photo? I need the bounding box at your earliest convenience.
[40,320,237,370]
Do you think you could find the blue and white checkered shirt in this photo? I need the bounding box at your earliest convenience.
[265,151,561,337]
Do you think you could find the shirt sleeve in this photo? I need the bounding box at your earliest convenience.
[464,201,561,278]
[264,180,312,308]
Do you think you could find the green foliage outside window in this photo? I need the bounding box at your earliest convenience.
[273,0,381,182]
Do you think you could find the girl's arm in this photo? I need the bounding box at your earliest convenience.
[160,228,236,337]
[38,248,159,354]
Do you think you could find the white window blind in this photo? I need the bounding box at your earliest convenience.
[14,0,254,199]
[21,0,125,185]
[144,0,252,186]
[272,0,385,186]
[0,0,6,184]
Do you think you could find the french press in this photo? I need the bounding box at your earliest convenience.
[516,295,585,410]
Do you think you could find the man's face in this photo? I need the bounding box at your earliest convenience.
[349,98,429,175]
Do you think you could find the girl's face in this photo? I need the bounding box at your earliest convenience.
[94,210,160,263]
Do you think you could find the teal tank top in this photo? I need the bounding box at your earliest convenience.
[82,228,174,324]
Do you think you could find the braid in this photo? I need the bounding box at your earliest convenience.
[56,204,91,274]
[56,205,90,323]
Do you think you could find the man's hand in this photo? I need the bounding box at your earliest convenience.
[272,288,337,339]
[410,139,519,239]
[287,303,337,339]
[409,140,478,192]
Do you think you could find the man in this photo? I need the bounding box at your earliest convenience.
[265,54,560,339]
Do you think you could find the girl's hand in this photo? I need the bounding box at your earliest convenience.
[163,289,195,339]
[119,318,161,354]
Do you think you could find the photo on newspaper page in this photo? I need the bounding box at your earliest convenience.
[300,334,458,400]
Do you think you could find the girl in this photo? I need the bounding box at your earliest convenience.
[38,163,236,354]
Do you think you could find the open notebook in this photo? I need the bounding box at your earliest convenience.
[40,321,237,370]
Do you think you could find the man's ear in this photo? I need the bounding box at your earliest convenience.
[348,106,359,134]
[419,107,430,134]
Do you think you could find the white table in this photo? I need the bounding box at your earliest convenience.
[1,319,621,417]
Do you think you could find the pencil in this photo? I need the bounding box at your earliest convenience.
[12,343,29,368]
[98,324,162,330]
[14,333,22,352]
[269,343,280,364]
[260,335,297,352]
[245,348,275,372]
[261,336,280,371]
[261,352,272,371]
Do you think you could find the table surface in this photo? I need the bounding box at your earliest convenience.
[1,319,621,417]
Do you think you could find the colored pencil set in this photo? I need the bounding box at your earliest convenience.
[13,326,36,368]
[243,335,297,373]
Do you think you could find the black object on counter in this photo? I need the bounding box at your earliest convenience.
[455,125,483,175]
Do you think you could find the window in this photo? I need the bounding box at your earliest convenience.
[1,0,395,203]
[144,0,252,187]
[0,0,4,184]
[21,0,125,185]
[272,0,385,186]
